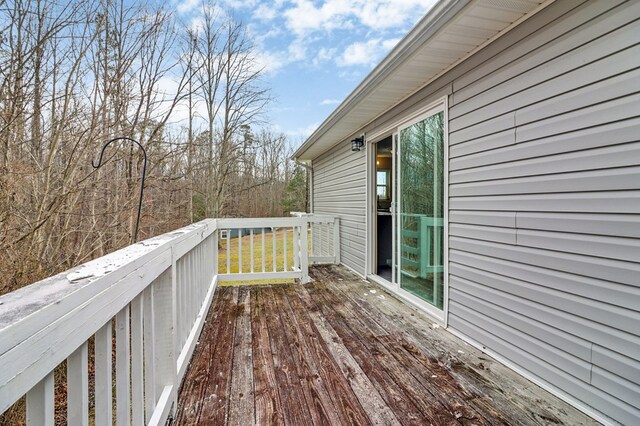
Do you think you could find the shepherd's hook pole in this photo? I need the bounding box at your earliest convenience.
[92,137,147,244]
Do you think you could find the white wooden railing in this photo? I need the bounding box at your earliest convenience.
[0,216,337,425]
[291,213,341,265]
[217,217,309,284]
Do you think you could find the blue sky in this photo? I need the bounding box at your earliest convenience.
[174,0,437,144]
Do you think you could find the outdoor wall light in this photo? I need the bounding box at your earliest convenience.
[351,136,364,152]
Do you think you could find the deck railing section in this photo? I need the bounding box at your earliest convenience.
[292,213,341,264]
[0,215,336,425]
[217,217,309,284]
[400,214,444,278]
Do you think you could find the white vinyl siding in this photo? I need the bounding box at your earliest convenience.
[446,1,640,424]
[312,139,367,275]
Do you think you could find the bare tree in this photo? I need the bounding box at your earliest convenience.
[0,0,299,309]
[190,4,270,218]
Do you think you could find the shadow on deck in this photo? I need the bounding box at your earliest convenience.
[172,265,596,425]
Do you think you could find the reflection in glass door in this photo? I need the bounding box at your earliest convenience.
[397,110,444,309]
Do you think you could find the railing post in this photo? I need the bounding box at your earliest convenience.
[299,218,310,283]
[333,218,341,264]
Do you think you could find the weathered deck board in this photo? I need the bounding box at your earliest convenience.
[172,265,599,426]
[303,284,452,425]
[227,288,253,425]
[172,287,239,425]
[318,283,469,424]
[281,286,373,425]
[295,285,401,426]
[250,287,284,425]
[271,287,341,425]
[260,288,314,425]
[324,268,552,425]
[326,273,496,425]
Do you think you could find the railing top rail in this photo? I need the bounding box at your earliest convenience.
[217,217,305,229]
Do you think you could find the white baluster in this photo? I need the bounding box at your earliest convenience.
[143,286,156,421]
[284,227,288,271]
[293,226,300,270]
[116,307,131,426]
[226,231,231,274]
[261,229,266,273]
[67,342,88,426]
[250,229,254,273]
[131,294,144,425]
[238,231,243,273]
[95,321,113,426]
[26,372,54,426]
[272,227,277,272]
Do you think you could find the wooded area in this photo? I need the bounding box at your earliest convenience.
[0,0,307,296]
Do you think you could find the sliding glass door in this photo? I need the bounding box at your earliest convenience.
[396,109,445,310]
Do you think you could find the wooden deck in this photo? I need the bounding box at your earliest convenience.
[172,265,597,425]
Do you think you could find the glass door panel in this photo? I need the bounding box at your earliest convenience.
[397,111,444,309]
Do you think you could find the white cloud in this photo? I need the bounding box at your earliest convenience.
[223,0,259,9]
[382,37,401,50]
[284,0,352,35]
[336,36,401,67]
[253,49,288,74]
[358,0,438,29]
[253,3,277,21]
[189,16,205,33]
[273,0,434,70]
[312,47,337,66]
[282,0,435,36]
[320,99,340,105]
[185,4,225,34]
[177,0,199,14]
[288,38,308,61]
[251,35,311,75]
[338,38,380,67]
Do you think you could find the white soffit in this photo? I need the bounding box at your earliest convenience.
[293,0,549,161]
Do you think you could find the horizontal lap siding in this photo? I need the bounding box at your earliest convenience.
[447,1,640,424]
[313,141,366,275]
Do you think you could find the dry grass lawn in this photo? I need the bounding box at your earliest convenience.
[218,229,306,285]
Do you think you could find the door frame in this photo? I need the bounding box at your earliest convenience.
[365,96,449,326]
